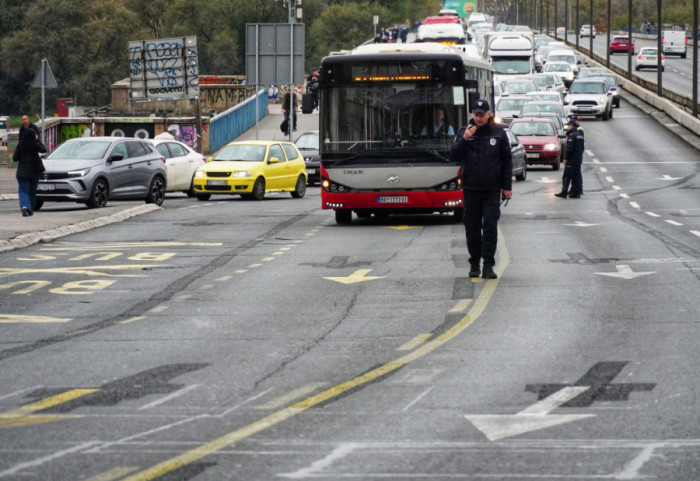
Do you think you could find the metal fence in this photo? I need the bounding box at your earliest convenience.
[209,88,268,153]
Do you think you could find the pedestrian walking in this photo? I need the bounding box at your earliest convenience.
[18,115,40,140]
[554,119,585,199]
[13,129,46,216]
[451,99,513,279]
[281,89,297,136]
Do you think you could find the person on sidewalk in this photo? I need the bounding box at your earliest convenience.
[281,89,297,135]
[12,129,46,216]
[554,119,585,199]
[451,99,513,279]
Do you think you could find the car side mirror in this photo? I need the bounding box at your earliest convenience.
[109,153,124,162]
[268,157,280,164]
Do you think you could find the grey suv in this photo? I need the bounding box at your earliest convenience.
[36,137,167,209]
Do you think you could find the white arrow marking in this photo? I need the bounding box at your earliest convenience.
[657,175,681,181]
[595,264,656,280]
[323,269,385,285]
[465,387,594,441]
[563,221,600,227]
[536,177,557,183]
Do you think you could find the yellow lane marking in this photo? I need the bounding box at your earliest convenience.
[397,334,433,351]
[121,233,509,481]
[117,316,146,325]
[41,242,222,251]
[262,257,275,262]
[324,269,385,285]
[471,278,483,283]
[280,247,292,251]
[254,383,328,410]
[0,265,161,278]
[273,252,285,256]
[84,467,140,481]
[0,314,71,324]
[247,264,263,268]
[64,329,91,337]
[216,276,233,282]
[16,255,56,261]
[173,294,192,302]
[0,389,98,429]
[148,306,169,313]
[449,299,472,313]
[235,270,248,274]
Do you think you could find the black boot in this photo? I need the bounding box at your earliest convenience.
[482,266,498,279]
[554,191,567,198]
[469,264,481,278]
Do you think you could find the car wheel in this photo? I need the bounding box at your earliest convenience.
[291,175,306,198]
[515,163,527,181]
[635,65,640,71]
[602,108,609,121]
[609,106,613,119]
[614,98,620,108]
[145,175,165,206]
[186,178,196,197]
[196,194,211,201]
[552,158,560,171]
[86,179,109,208]
[661,66,665,72]
[252,177,265,200]
[33,200,44,211]
[335,209,352,224]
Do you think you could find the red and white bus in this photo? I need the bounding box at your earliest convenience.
[318,42,494,224]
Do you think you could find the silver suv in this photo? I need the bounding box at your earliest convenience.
[564,79,614,121]
[36,137,167,209]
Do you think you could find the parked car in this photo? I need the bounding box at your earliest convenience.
[506,129,527,181]
[36,137,166,210]
[193,140,307,201]
[543,61,575,87]
[509,118,562,170]
[580,25,596,37]
[609,35,635,55]
[565,79,614,120]
[152,138,206,196]
[635,47,665,71]
[294,130,320,185]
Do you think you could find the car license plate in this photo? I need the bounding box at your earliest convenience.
[306,168,316,174]
[378,196,408,204]
[526,153,539,158]
[207,180,228,186]
[37,184,55,191]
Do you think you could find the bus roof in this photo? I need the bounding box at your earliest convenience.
[345,42,493,71]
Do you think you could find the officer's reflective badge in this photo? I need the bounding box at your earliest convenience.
[490,138,497,146]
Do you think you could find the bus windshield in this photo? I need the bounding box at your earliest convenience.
[321,82,464,160]
[491,57,531,75]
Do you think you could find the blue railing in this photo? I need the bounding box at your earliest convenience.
[209,88,268,153]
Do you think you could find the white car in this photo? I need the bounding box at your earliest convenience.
[544,61,575,87]
[152,138,207,196]
[635,47,665,71]
[565,79,614,121]
[580,25,596,37]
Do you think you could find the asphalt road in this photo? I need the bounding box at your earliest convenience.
[1,96,699,480]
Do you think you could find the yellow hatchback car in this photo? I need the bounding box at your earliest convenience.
[193,140,307,200]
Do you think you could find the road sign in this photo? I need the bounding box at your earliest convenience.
[129,36,199,100]
[31,59,58,89]
[245,23,305,86]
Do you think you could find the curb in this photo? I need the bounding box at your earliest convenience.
[0,204,163,253]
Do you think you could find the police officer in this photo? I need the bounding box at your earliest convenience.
[451,99,513,279]
[555,119,585,198]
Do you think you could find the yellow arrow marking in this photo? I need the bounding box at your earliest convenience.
[0,314,72,324]
[0,388,98,429]
[384,225,422,230]
[323,269,385,285]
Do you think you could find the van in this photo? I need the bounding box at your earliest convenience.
[662,30,687,58]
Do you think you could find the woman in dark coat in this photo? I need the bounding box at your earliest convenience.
[12,129,46,216]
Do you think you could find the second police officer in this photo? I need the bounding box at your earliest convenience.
[555,118,585,199]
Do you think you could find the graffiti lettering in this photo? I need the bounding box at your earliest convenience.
[149,87,184,95]
[60,124,90,143]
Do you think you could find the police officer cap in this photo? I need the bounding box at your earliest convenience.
[471,99,490,113]
[566,119,577,127]
[569,114,579,121]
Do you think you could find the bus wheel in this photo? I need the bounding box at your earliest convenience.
[452,207,464,222]
[335,209,352,224]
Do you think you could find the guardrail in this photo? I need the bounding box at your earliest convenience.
[209,88,268,153]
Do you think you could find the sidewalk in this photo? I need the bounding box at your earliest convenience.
[0,103,320,251]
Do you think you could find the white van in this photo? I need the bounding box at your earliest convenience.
[662,30,687,58]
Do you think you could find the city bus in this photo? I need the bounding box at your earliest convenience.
[318,42,493,224]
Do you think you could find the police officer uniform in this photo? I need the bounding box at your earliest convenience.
[450,99,513,279]
[555,119,585,198]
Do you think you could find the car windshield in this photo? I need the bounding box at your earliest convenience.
[510,122,555,136]
[214,144,266,162]
[497,99,528,111]
[578,69,607,78]
[47,140,111,160]
[521,103,564,116]
[296,133,319,150]
[569,82,607,94]
[545,63,571,72]
[503,82,537,94]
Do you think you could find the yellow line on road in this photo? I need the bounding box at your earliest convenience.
[0,314,71,324]
[449,299,472,313]
[397,334,432,351]
[148,305,169,313]
[0,389,99,429]
[84,467,140,481]
[121,232,510,481]
[216,276,233,282]
[117,316,146,325]
[254,383,328,410]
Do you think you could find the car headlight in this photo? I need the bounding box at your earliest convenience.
[494,116,505,124]
[194,171,206,178]
[598,96,607,104]
[67,168,90,178]
[565,96,571,104]
[232,171,250,178]
[544,143,558,151]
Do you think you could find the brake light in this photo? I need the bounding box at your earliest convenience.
[661,55,665,60]
[637,54,642,60]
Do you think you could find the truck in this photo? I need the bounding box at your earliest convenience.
[661,30,687,58]
[482,32,535,84]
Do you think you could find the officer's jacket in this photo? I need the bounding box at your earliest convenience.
[450,122,513,191]
[564,128,585,166]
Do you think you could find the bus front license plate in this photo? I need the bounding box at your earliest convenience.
[378,196,408,204]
